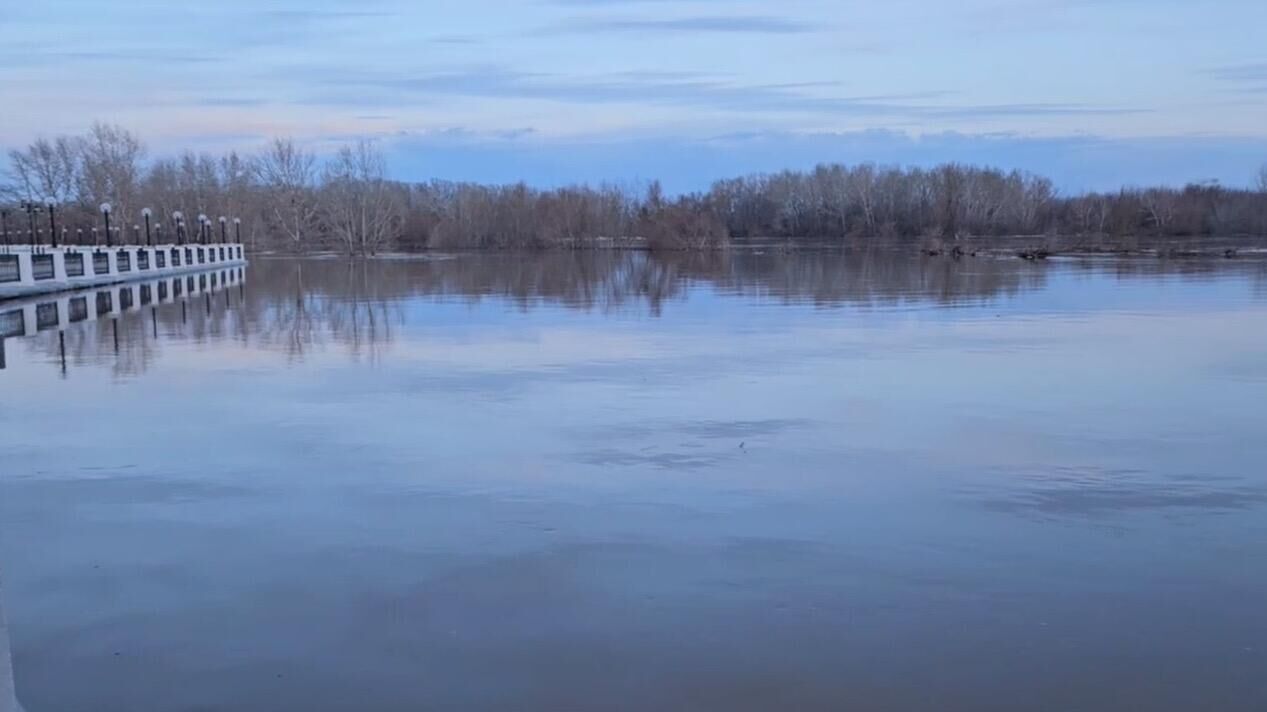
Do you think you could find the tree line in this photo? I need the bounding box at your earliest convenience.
[4,123,1267,254]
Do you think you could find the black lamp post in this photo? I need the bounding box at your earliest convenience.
[219,216,227,243]
[233,217,241,244]
[156,223,163,245]
[143,208,153,246]
[133,224,141,244]
[22,202,40,248]
[0,209,9,251]
[173,211,184,245]
[48,203,58,248]
[76,228,83,245]
[101,203,113,247]
[198,214,208,244]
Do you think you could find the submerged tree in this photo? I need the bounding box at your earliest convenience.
[253,138,319,251]
[319,140,403,256]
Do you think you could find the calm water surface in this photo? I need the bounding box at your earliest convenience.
[1,252,1266,711]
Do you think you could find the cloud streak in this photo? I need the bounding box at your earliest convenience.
[295,64,1143,121]
[542,15,817,34]
[1206,62,1267,94]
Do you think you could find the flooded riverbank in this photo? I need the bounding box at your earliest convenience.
[1,251,1265,711]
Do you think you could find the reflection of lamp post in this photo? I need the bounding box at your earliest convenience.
[143,208,153,246]
[173,211,184,245]
[2,567,23,712]
[219,216,227,243]
[101,203,113,247]
[48,203,58,248]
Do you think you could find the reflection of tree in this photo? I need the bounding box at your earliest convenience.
[14,251,1265,378]
[255,260,323,361]
[322,259,403,363]
[247,260,405,362]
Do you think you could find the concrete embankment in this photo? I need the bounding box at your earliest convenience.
[1,243,246,302]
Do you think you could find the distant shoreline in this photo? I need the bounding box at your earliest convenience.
[7,124,1267,257]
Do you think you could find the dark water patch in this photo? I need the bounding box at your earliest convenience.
[575,417,810,443]
[968,466,1267,518]
[678,418,811,440]
[0,475,256,512]
[568,448,731,471]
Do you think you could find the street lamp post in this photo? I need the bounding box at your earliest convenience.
[0,209,9,251]
[173,211,184,245]
[234,217,241,244]
[198,214,208,245]
[101,203,113,247]
[48,203,58,248]
[22,202,40,249]
[143,208,153,246]
[219,216,227,243]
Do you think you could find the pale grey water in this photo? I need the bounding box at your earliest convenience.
[1,252,1266,711]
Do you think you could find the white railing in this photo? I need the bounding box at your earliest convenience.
[0,244,247,301]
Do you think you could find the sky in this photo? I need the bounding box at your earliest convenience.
[2,0,1266,192]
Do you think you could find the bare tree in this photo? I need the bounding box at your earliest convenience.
[79,123,145,225]
[1140,188,1178,233]
[846,163,878,235]
[319,140,402,256]
[4,135,82,205]
[253,138,318,251]
[1017,173,1056,234]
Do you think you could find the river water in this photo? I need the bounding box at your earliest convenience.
[1,252,1265,711]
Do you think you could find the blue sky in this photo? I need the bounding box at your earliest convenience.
[3,0,1267,191]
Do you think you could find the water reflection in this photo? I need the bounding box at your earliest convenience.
[0,572,16,712]
[11,250,1264,377]
[245,249,1051,314]
[0,267,245,376]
